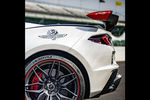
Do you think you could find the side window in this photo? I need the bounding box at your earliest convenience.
[111,26,125,37]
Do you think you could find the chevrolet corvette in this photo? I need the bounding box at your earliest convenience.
[25,11,122,100]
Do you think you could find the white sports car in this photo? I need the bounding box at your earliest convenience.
[25,11,122,100]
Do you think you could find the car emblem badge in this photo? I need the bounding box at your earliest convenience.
[39,29,67,40]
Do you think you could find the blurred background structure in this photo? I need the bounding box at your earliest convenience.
[25,0,125,22]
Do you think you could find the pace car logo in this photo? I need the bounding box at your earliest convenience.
[39,29,67,40]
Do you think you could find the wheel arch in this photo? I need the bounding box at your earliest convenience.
[25,49,90,99]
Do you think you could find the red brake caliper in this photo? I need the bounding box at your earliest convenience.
[30,72,43,91]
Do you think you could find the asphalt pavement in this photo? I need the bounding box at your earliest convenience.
[86,62,125,100]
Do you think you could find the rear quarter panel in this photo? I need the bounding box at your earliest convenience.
[25,26,85,59]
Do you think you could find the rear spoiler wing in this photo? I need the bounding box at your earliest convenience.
[87,11,119,31]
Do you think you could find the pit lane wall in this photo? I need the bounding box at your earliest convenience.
[114,47,125,62]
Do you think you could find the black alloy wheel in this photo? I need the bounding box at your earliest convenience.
[25,54,85,100]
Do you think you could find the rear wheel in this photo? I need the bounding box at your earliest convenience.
[25,53,85,100]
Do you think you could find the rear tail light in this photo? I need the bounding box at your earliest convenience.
[88,34,112,46]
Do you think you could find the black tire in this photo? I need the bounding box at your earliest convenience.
[25,51,85,100]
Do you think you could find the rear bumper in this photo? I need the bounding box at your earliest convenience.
[92,69,122,98]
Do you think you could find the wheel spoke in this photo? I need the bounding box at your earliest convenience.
[32,68,43,82]
[50,95,53,100]
[56,94,61,100]
[62,77,77,87]
[55,61,60,79]
[58,93,72,100]
[37,92,46,100]
[25,82,43,87]
[46,95,50,100]
[35,65,49,77]
[25,88,43,93]
[48,61,55,76]
[62,88,77,97]
[58,73,75,81]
